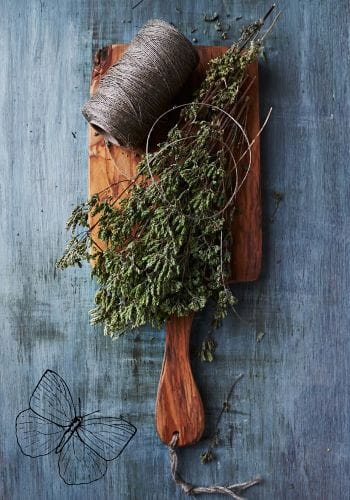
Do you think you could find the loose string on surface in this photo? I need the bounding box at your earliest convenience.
[144,104,273,221]
[82,19,199,147]
[168,433,261,499]
[144,103,251,220]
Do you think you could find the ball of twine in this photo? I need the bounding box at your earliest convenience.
[82,19,199,148]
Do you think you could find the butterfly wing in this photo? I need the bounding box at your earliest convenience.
[58,433,107,485]
[29,370,76,426]
[16,409,65,457]
[77,416,136,460]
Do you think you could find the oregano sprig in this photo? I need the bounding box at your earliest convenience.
[57,18,267,338]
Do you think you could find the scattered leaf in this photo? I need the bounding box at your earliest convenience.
[256,331,265,343]
[200,450,215,464]
[204,12,219,22]
[198,337,216,362]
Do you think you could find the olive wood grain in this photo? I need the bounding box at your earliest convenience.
[155,314,204,446]
[88,44,260,447]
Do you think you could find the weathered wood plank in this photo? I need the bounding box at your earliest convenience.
[1,1,350,499]
[88,44,261,449]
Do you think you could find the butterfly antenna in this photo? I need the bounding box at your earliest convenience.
[82,409,100,418]
[78,397,81,416]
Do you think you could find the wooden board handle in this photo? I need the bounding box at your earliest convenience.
[155,314,205,447]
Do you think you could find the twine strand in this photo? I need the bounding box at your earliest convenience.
[143,104,272,224]
[82,20,199,147]
[168,433,261,499]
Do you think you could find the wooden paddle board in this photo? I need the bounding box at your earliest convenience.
[88,44,261,282]
[87,44,261,447]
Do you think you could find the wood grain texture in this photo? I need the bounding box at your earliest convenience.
[1,1,350,499]
[156,315,205,446]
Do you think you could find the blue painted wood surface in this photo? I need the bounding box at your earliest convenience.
[1,1,349,498]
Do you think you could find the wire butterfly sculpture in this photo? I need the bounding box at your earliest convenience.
[15,370,137,485]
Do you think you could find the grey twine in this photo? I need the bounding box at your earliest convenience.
[168,433,261,499]
[82,19,199,147]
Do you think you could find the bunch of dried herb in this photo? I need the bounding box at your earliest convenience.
[57,17,270,338]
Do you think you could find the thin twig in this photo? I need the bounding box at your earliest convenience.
[260,11,282,43]
[262,4,276,23]
[208,374,244,453]
[131,0,144,9]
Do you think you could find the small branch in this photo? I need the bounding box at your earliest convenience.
[131,0,144,9]
[260,11,282,43]
[204,373,244,458]
[262,4,276,23]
